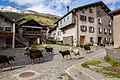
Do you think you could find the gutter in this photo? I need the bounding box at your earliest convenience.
[73,10,79,46]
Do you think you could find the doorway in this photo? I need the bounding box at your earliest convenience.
[6,38,12,48]
[98,37,102,44]
[80,36,85,45]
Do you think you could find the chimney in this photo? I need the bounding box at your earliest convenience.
[67,6,69,13]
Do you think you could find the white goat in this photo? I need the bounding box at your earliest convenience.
[69,47,80,59]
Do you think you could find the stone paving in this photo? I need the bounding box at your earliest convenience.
[0,45,107,80]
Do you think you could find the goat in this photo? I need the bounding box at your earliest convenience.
[59,50,72,60]
[24,49,44,64]
[69,47,80,59]
[0,55,15,71]
[45,47,53,53]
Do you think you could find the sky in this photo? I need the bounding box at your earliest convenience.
[0,0,120,16]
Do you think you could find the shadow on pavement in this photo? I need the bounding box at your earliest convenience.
[0,65,25,72]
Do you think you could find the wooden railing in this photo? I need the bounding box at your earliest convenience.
[0,31,13,37]
[23,31,42,35]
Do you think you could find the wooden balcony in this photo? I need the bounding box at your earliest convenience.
[0,31,13,38]
[23,31,42,36]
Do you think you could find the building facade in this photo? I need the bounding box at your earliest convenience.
[16,18,47,47]
[0,13,47,49]
[55,1,113,46]
[110,8,120,47]
[0,12,15,49]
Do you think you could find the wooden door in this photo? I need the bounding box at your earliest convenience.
[80,36,85,45]
[6,38,12,48]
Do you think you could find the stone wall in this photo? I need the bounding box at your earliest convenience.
[105,48,120,62]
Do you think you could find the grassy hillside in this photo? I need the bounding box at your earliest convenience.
[2,12,59,27]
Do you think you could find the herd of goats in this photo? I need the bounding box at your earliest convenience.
[0,46,91,71]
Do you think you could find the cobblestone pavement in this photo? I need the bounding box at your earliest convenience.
[0,45,104,80]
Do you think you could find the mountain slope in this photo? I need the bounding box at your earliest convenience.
[0,6,60,27]
[2,12,59,27]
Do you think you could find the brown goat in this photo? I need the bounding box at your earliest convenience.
[24,49,44,64]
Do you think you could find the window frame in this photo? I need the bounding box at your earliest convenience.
[89,26,94,33]
[80,25,87,32]
[89,8,93,13]
[88,17,94,23]
[98,19,102,24]
[80,15,87,21]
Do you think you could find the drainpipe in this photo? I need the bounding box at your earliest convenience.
[12,19,15,49]
[73,10,79,47]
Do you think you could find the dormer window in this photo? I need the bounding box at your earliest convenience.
[89,8,93,13]
[80,15,86,21]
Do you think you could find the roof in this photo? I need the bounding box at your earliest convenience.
[55,1,111,24]
[0,12,14,23]
[109,8,120,15]
[17,19,46,30]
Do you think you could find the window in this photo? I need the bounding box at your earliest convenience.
[5,27,11,31]
[58,31,59,35]
[60,21,62,24]
[89,8,93,13]
[59,31,61,35]
[63,30,65,34]
[80,25,87,32]
[98,28,102,33]
[80,15,86,21]
[90,37,94,43]
[109,29,112,35]
[0,27,4,31]
[103,37,107,43]
[64,18,65,22]
[104,28,107,34]
[88,17,94,23]
[108,38,112,42]
[89,27,94,33]
[97,11,101,16]
[67,16,69,20]
[98,19,102,24]
[108,20,112,26]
